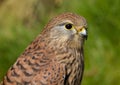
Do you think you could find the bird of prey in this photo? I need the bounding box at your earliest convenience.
[1,12,88,85]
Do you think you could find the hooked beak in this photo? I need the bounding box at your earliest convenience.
[75,26,88,40]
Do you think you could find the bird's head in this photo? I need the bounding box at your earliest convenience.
[42,13,88,49]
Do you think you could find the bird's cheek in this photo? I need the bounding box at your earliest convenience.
[72,29,77,35]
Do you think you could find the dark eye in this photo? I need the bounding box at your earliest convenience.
[65,24,73,29]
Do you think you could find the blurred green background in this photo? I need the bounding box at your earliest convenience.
[0,0,120,85]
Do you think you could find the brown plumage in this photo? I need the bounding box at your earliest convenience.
[1,12,88,85]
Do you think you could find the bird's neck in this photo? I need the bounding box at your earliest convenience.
[28,35,84,84]
[53,46,84,85]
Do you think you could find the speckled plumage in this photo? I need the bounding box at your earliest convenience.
[1,13,88,85]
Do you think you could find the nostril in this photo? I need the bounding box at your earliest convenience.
[79,29,82,31]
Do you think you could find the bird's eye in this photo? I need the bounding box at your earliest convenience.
[65,24,73,29]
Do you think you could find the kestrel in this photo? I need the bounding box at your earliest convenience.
[1,12,88,85]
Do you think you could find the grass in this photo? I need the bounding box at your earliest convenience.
[0,0,120,85]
